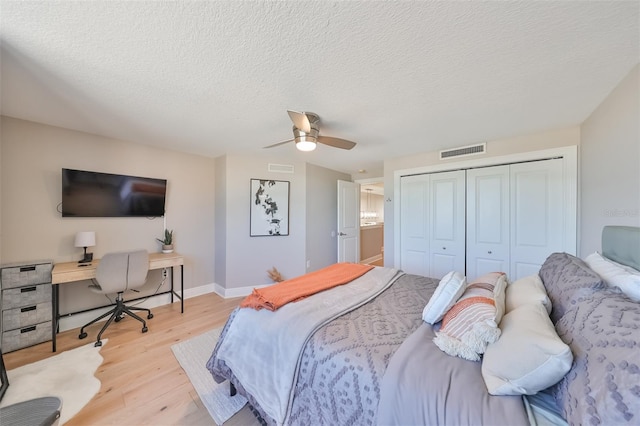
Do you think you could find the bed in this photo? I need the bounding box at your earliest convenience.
[207,226,640,425]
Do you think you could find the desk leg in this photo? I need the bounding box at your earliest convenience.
[170,266,174,303]
[168,265,184,313]
[52,284,59,352]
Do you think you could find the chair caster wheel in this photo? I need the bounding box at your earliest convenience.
[95,341,102,347]
[79,332,87,339]
[147,313,154,319]
[115,315,124,322]
[142,326,148,333]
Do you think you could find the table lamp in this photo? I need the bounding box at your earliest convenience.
[75,231,96,263]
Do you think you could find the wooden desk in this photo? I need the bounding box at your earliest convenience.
[51,252,184,352]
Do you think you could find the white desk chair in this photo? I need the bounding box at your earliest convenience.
[78,250,153,347]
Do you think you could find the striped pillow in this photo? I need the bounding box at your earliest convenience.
[433,272,507,361]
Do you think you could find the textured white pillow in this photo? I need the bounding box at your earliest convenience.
[505,274,552,314]
[584,252,640,301]
[482,302,573,396]
[492,273,507,325]
[422,271,466,324]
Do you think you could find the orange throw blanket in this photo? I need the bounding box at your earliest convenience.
[241,262,375,311]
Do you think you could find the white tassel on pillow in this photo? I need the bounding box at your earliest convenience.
[433,272,507,361]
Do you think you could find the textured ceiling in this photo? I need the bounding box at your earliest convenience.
[1,1,638,177]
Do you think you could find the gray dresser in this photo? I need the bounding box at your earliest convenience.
[0,261,53,353]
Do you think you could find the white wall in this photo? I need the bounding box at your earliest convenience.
[215,155,307,292]
[580,64,640,255]
[382,126,581,266]
[306,164,351,272]
[214,155,227,286]
[0,116,217,315]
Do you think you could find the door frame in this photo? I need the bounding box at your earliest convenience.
[393,146,578,269]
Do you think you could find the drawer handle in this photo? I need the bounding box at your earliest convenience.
[21,325,36,333]
[21,286,37,293]
[20,266,36,272]
[21,306,37,313]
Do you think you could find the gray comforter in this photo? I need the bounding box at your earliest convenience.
[209,271,530,425]
[208,272,436,425]
[377,323,529,426]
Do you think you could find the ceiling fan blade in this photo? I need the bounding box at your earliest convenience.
[317,136,356,150]
[263,138,294,149]
[287,110,311,133]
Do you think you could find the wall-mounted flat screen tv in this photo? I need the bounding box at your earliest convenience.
[62,168,167,217]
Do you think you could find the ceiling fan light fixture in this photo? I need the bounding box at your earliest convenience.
[296,139,317,152]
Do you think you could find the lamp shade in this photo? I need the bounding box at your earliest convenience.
[74,231,96,248]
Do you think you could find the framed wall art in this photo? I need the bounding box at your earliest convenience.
[250,179,290,236]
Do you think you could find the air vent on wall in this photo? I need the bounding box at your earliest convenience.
[440,143,486,160]
[268,163,295,173]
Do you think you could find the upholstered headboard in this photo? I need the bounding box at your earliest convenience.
[602,225,640,271]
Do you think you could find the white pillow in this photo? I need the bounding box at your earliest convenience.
[482,302,573,395]
[584,252,640,301]
[422,271,466,324]
[492,273,507,325]
[505,274,552,314]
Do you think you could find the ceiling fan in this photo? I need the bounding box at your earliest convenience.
[264,110,356,152]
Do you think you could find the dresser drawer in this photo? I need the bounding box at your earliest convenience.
[2,321,52,353]
[1,263,52,289]
[2,283,51,309]
[2,301,52,332]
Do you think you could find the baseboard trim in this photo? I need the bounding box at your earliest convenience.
[360,254,383,265]
[58,282,274,331]
[59,283,218,332]
[213,283,270,299]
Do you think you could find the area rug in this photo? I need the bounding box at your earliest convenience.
[171,327,247,425]
[0,340,106,425]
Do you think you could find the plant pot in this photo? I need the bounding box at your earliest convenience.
[162,244,174,254]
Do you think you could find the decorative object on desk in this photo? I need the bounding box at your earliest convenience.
[267,266,284,282]
[0,340,106,425]
[156,229,174,253]
[74,231,95,263]
[250,179,290,236]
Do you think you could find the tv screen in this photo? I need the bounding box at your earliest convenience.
[62,168,167,217]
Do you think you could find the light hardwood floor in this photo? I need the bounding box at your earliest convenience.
[3,293,260,425]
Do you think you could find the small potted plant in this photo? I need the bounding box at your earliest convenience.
[157,229,174,253]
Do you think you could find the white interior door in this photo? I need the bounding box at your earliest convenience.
[466,165,510,280]
[399,174,430,276]
[510,159,564,279]
[337,180,360,263]
[429,170,466,278]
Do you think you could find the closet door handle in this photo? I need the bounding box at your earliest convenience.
[487,251,492,254]
[442,247,446,250]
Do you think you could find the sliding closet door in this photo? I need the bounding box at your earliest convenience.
[429,170,466,278]
[510,159,564,279]
[466,165,510,280]
[399,175,430,276]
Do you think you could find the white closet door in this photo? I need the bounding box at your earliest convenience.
[510,159,564,280]
[400,174,429,276]
[429,170,466,279]
[466,165,510,280]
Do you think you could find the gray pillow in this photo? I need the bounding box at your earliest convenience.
[538,252,605,323]
[551,289,640,425]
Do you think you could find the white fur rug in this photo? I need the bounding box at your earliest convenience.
[0,340,106,425]
[171,328,247,424]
